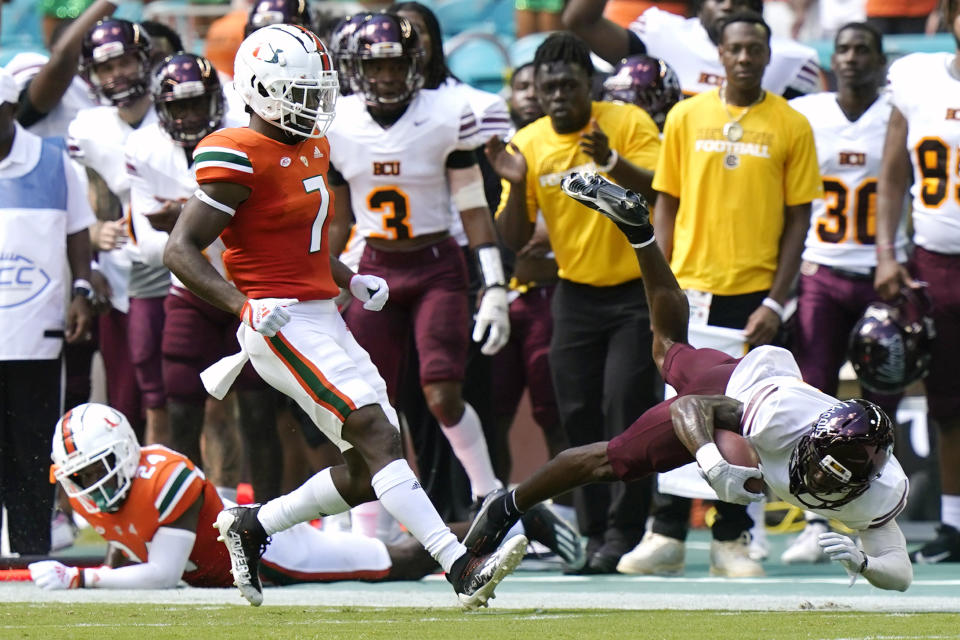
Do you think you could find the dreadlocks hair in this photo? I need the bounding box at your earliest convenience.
[388,1,455,89]
[943,0,960,22]
[532,32,594,77]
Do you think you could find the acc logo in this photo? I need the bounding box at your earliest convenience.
[0,253,51,309]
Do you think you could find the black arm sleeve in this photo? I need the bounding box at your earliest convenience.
[445,148,478,169]
[626,29,647,56]
[16,83,49,129]
[327,162,346,186]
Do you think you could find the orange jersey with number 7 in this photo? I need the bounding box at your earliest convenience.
[193,127,339,301]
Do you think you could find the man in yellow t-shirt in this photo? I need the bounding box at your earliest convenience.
[620,10,821,580]
[487,32,661,574]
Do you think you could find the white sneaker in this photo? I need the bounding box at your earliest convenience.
[780,520,829,564]
[50,511,77,552]
[616,531,685,576]
[710,533,765,577]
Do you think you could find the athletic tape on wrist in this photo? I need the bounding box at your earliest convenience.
[695,442,723,473]
[476,244,506,288]
[761,297,785,322]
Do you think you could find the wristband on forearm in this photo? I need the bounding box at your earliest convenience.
[761,297,785,322]
[695,442,723,473]
[598,149,618,173]
[476,244,506,289]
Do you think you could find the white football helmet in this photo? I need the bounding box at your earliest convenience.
[233,23,338,139]
[51,403,140,514]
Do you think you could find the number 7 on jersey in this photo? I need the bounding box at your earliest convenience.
[303,175,331,253]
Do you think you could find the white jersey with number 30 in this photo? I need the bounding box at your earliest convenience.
[726,346,908,532]
[789,92,907,268]
[327,89,480,241]
[888,52,960,254]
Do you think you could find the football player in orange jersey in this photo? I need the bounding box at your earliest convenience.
[162,24,525,609]
[29,403,459,591]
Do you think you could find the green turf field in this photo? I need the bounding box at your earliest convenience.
[2,604,959,640]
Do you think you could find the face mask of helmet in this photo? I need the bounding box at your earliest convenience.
[56,452,130,513]
[81,20,152,107]
[848,289,935,394]
[788,399,894,510]
[234,24,339,139]
[350,15,424,111]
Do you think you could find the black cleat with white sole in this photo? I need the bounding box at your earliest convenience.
[463,488,520,556]
[560,171,653,246]
[521,503,587,571]
[214,505,270,606]
[448,535,527,610]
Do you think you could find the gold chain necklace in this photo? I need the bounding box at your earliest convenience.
[720,84,765,142]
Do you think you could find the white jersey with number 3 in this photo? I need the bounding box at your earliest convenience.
[789,92,907,268]
[629,8,822,97]
[888,52,960,254]
[725,346,908,532]
[327,89,480,241]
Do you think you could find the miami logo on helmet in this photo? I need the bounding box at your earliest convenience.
[251,43,283,64]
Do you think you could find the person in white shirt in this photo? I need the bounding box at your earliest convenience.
[563,0,822,98]
[0,68,95,555]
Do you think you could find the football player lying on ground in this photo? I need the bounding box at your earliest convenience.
[29,403,459,591]
[464,172,913,591]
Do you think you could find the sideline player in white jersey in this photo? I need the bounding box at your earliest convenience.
[783,23,909,564]
[563,0,822,98]
[464,173,913,592]
[67,18,171,446]
[124,53,282,503]
[327,14,508,504]
[875,0,960,565]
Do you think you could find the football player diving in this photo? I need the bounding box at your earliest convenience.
[464,173,913,592]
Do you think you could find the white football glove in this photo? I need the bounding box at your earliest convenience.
[472,287,510,356]
[819,532,867,580]
[696,443,764,505]
[29,560,82,590]
[349,274,389,311]
[239,297,298,337]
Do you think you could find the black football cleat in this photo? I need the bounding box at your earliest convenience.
[463,488,520,556]
[521,503,587,571]
[448,535,527,610]
[911,523,960,564]
[560,171,653,246]
[214,505,271,606]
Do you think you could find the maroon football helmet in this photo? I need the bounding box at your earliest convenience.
[601,54,682,130]
[80,19,152,107]
[329,12,372,96]
[152,54,224,146]
[848,288,935,394]
[246,0,312,36]
[788,399,894,510]
[349,13,424,110]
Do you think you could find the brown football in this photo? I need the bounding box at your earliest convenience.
[714,429,764,494]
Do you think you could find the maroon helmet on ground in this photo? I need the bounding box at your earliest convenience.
[80,19,152,107]
[349,13,424,110]
[788,399,895,509]
[329,12,371,96]
[848,288,935,394]
[152,53,225,146]
[246,0,312,36]
[601,54,682,130]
